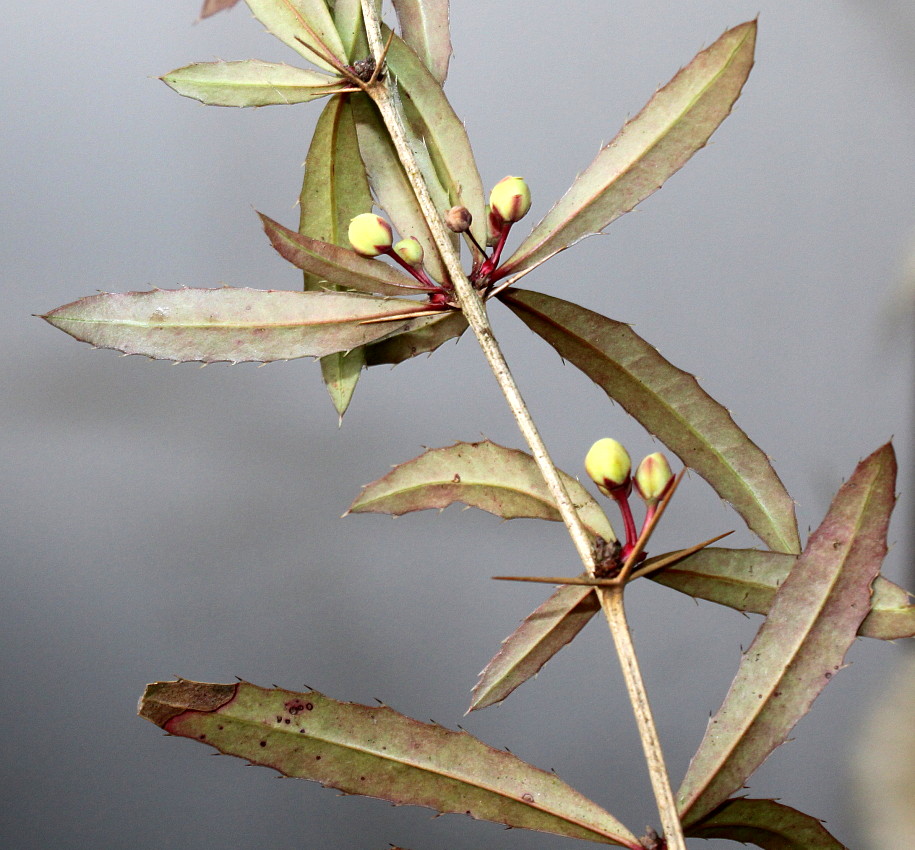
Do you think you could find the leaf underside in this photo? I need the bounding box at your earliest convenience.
[502,288,800,553]
[498,20,757,279]
[42,288,429,363]
[244,0,347,74]
[139,680,639,847]
[363,309,468,366]
[677,443,896,825]
[391,0,452,84]
[346,440,616,542]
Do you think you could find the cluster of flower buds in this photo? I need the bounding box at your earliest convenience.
[470,176,533,282]
[348,213,448,301]
[585,438,674,560]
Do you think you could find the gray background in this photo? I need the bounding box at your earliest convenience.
[3,1,913,848]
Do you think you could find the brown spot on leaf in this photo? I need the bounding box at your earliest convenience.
[452,473,461,483]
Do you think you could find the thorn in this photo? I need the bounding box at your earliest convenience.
[234,675,244,682]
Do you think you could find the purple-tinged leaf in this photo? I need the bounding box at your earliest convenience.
[677,444,897,826]
[347,440,616,542]
[385,28,485,249]
[161,61,343,107]
[686,798,847,849]
[42,288,430,363]
[502,288,800,554]
[297,95,373,415]
[200,0,241,19]
[651,548,915,641]
[497,20,756,280]
[392,0,451,84]
[470,583,598,712]
[245,0,346,74]
[364,309,468,366]
[261,214,422,296]
[140,680,640,847]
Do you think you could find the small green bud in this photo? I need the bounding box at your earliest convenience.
[444,206,473,234]
[348,213,393,257]
[585,438,631,498]
[393,237,424,266]
[489,176,531,224]
[634,452,673,503]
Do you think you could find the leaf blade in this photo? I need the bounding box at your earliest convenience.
[677,444,897,825]
[139,680,640,847]
[498,20,756,279]
[364,309,468,366]
[392,0,452,84]
[502,288,800,553]
[244,0,347,73]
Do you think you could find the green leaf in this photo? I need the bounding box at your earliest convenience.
[386,29,486,249]
[502,288,800,553]
[332,0,372,61]
[392,0,452,84]
[347,440,616,542]
[161,61,343,107]
[245,0,347,73]
[297,95,374,416]
[497,20,756,280]
[470,583,599,712]
[364,309,468,366]
[651,548,915,641]
[686,798,848,849]
[261,214,423,296]
[42,288,432,363]
[139,680,640,847]
[678,444,897,826]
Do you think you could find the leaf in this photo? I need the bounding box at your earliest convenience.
[261,214,422,296]
[385,28,486,249]
[161,61,343,107]
[41,288,431,363]
[351,95,449,283]
[497,20,756,280]
[677,443,897,826]
[139,680,640,847]
[364,309,468,366]
[332,0,371,61]
[650,548,915,641]
[347,440,616,542]
[392,0,452,84]
[470,583,599,712]
[244,0,347,74]
[502,288,800,554]
[297,95,374,416]
[686,798,848,849]
[200,0,241,19]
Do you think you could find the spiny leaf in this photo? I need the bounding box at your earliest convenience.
[651,548,915,641]
[677,443,897,826]
[161,61,344,107]
[244,0,347,74]
[139,680,640,847]
[470,583,598,712]
[497,20,756,280]
[332,0,372,61]
[502,288,800,554]
[261,214,423,296]
[685,798,848,849]
[42,288,430,363]
[392,0,452,84]
[364,309,468,366]
[346,440,616,542]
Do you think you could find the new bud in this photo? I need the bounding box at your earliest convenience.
[585,438,631,498]
[634,453,673,503]
[348,213,393,257]
[444,206,472,234]
[489,176,531,224]
[393,237,424,266]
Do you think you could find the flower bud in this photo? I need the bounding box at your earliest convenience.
[634,452,673,503]
[485,205,500,246]
[393,236,424,266]
[585,438,631,498]
[348,213,393,257]
[444,206,473,234]
[489,176,531,224]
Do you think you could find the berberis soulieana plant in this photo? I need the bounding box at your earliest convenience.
[41,1,912,848]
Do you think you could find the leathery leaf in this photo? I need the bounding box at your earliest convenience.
[391,0,452,84]
[244,0,346,74]
[139,680,640,847]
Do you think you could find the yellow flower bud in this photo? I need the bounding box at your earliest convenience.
[634,452,673,503]
[393,237,424,266]
[348,213,393,257]
[585,438,631,497]
[489,176,531,224]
